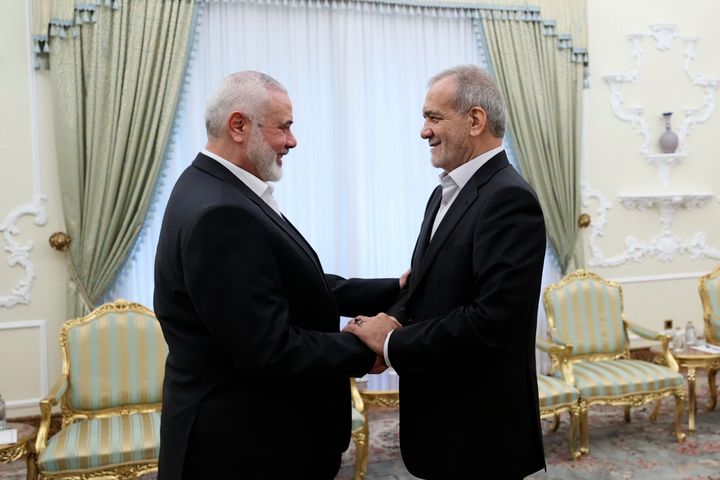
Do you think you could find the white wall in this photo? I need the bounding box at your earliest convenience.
[584,0,720,334]
[0,0,66,417]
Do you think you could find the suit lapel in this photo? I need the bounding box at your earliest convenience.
[191,153,326,279]
[409,152,511,296]
[409,186,442,290]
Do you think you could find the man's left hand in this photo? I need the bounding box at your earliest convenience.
[343,313,401,355]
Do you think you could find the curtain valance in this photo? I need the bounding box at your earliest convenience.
[32,0,587,73]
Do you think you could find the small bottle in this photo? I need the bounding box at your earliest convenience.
[685,321,697,346]
[673,327,685,351]
[0,394,7,430]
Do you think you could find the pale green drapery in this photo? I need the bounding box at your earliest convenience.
[478,9,585,271]
[37,0,195,317]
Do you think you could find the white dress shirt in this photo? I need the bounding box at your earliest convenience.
[383,146,505,368]
[201,149,283,217]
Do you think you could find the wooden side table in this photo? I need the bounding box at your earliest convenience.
[0,422,38,479]
[651,344,720,432]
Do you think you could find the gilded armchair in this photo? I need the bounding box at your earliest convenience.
[699,264,720,410]
[350,378,369,480]
[35,300,168,479]
[535,338,581,459]
[543,270,686,454]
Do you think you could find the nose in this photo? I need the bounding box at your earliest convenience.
[286,130,297,149]
[421,124,433,140]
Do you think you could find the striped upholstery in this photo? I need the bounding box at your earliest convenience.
[65,311,167,410]
[38,412,160,472]
[701,272,720,339]
[562,360,684,399]
[546,278,627,356]
[537,375,579,409]
[351,406,364,432]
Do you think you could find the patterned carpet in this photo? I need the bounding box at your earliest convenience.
[3,385,719,479]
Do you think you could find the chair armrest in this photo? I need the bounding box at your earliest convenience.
[535,336,575,385]
[350,378,365,415]
[623,319,678,370]
[536,336,565,356]
[711,315,720,333]
[624,320,664,341]
[548,328,567,347]
[35,376,68,454]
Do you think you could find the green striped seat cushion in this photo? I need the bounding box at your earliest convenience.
[559,360,683,399]
[703,274,720,338]
[66,311,167,410]
[537,375,579,409]
[352,406,364,431]
[38,412,160,472]
[546,279,628,356]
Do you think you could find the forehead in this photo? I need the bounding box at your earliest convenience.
[265,88,293,120]
[424,76,457,112]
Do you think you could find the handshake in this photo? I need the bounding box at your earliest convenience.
[343,312,402,374]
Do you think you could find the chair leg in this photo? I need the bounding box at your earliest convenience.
[579,401,589,455]
[624,405,631,423]
[568,405,581,460]
[352,420,370,480]
[673,392,686,443]
[25,453,37,480]
[650,399,661,422]
[551,413,560,432]
[708,368,717,411]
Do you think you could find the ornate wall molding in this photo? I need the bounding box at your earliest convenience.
[602,24,719,187]
[0,319,48,409]
[0,3,50,308]
[0,195,48,308]
[618,193,714,229]
[584,185,720,266]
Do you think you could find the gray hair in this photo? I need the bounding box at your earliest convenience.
[429,65,506,138]
[204,71,287,138]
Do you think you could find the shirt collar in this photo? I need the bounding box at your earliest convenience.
[440,145,504,189]
[201,148,272,199]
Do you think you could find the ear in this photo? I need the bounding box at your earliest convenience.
[228,111,251,142]
[468,107,487,137]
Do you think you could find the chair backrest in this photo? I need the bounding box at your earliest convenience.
[60,300,168,413]
[544,270,628,357]
[699,265,720,345]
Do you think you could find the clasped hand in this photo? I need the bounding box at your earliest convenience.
[343,313,402,374]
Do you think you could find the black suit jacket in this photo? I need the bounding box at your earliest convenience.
[154,153,399,479]
[388,151,547,478]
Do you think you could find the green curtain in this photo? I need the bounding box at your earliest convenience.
[479,10,585,272]
[45,0,196,317]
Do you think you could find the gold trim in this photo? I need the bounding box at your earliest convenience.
[38,460,157,479]
[540,402,581,460]
[36,300,163,477]
[359,391,400,408]
[543,270,688,453]
[698,264,720,345]
[350,379,369,480]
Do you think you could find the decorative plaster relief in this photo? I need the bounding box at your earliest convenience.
[0,195,48,308]
[644,153,687,188]
[584,187,720,266]
[602,24,719,186]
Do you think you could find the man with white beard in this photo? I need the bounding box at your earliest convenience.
[154,71,403,480]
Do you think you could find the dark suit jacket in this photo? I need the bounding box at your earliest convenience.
[154,153,399,480]
[388,151,547,479]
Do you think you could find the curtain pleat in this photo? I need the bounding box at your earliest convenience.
[47,0,196,317]
[479,12,585,272]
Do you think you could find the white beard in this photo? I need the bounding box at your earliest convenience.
[248,128,283,182]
